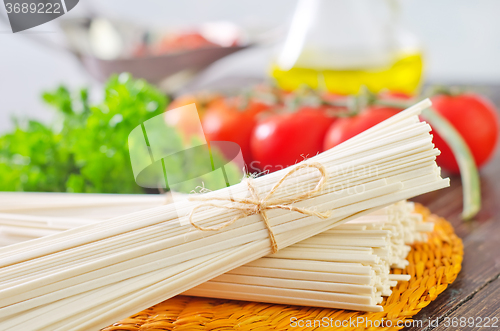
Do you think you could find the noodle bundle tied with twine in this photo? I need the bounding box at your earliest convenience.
[188,163,331,253]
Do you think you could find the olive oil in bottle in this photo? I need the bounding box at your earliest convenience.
[271,52,422,95]
[271,0,423,95]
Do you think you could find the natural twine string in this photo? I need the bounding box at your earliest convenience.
[188,163,331,253]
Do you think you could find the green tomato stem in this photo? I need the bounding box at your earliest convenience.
[376,98,481,220]
[421,106,481,220]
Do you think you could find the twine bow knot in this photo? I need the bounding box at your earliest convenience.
[188,163,331,253]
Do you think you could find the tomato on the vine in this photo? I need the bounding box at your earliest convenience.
[202,97,270,164]
[431,94,499,173]
[251,106,336,173]
[323,106,400,150]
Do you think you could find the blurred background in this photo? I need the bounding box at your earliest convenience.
[1,0,500,132]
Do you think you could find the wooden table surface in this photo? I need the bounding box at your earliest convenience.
[408,85,500,330]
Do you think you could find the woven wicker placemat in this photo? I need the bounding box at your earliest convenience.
[102,204,463,331]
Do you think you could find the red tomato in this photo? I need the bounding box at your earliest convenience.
[165,93,222,144]
[324,107,400,150]
[155,32,217,55]
[202,98,270,164]
[164,105,204,144]
[168,93,221,114]
[431,94,499,173]
[251,107,336,173]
